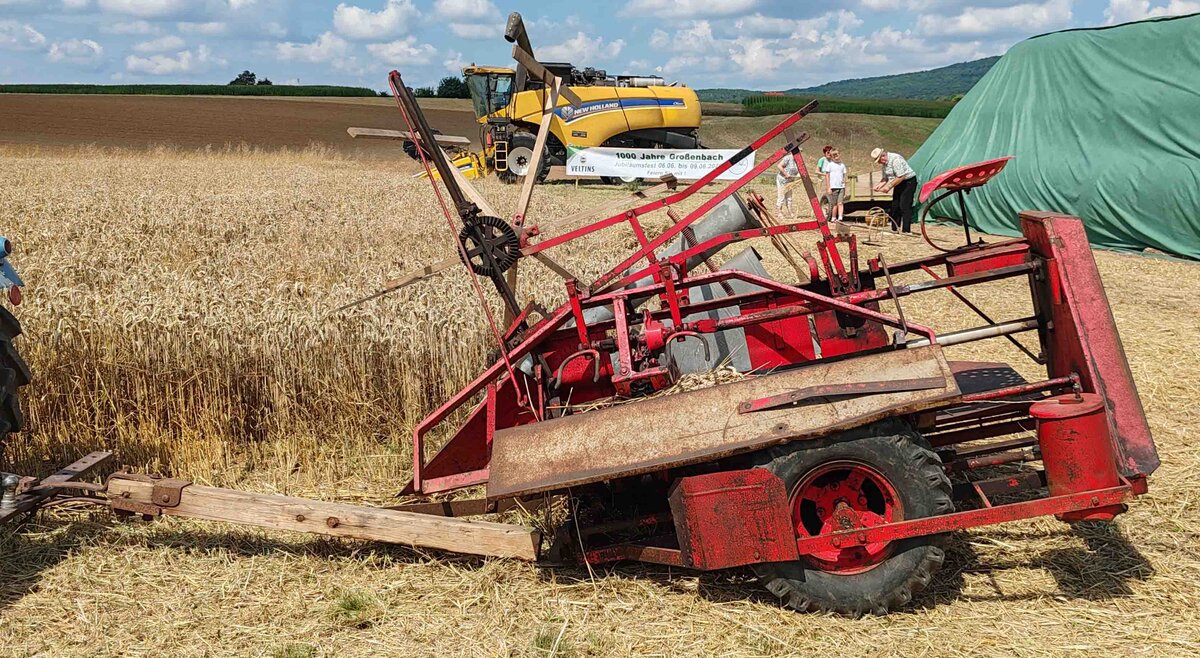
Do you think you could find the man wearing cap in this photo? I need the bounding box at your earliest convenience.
[871,148,918,233]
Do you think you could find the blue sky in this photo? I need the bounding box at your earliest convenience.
[1,0,1196,90]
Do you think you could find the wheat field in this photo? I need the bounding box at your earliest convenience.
[1,145,1199,657]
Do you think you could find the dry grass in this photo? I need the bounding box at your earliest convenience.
[1,145,1198,657]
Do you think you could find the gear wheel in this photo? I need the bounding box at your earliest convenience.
[458,215,521,276]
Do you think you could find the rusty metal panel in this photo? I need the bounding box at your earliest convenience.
[1020,212,1159,478]
[668,469,797,570]
[487,345,959,499]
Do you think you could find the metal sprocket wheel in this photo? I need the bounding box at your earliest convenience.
[458,215,521,276]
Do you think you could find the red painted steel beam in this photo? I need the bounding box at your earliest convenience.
[795,481,1134,556]
[959,375,1077,402]
[523,103,817,257]
[584,543,686,567]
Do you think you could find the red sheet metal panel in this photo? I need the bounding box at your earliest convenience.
[945,242,1029,277]
[1020,212,1159,477]
[668,469,798,570]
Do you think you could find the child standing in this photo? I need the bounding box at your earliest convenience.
[824,148,848,223]
[815,145,833,184]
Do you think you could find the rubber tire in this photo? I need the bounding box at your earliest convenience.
[748,420,953,616]
[498,132,549,184]
[0,306,29,437]
[401,128,441,161]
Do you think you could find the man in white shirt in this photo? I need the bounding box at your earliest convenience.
[824,148,848,223]
[871,147,918,233]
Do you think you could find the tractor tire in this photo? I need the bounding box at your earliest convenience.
[748,420,953,616]
[599,176,640,186]
[498,132,549,185]
[401,128,442,161]
[0,306,29,438]
[819,192,833,220]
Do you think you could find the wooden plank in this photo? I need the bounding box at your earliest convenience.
[514,77,560,220]
[488,346,960,499]
[107,479,540,560]
[439,146,498,215]
[346,127,471,145]
[511,47,583,107]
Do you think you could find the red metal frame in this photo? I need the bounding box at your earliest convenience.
[394,97,1157,585]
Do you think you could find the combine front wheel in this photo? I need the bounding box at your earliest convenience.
[498,132,549,184]
[750,421,953,615]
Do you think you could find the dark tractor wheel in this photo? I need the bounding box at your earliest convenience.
[0,306,29,438]
[498,131,549,184]
[401,128,442,161]
[749,420,953,616]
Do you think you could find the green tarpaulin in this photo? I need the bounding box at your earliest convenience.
[909,14,1200,259]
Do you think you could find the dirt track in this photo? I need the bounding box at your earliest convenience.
[0,94,481,158]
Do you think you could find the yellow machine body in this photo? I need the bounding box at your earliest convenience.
[462,65,702,180]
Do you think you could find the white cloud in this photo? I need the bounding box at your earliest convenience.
[448,23,502,39]
[735,10,862,38]
[365,36,436,65]
[434,0,502,39]
[63,0,90,9]
[916,0,1073,37]
[177,21,227,35]
[538,32,625,63]
[443,49,468,73]
[0,20,47,51]
[96,0,188,18]
[333,0,417,40]
[227,0,256,8]
[126,44,223,75]
[48,38,103,64]
[102,20,158,35]
[434,0,498,19]
[132,35,185,52]
[275,31,360,73]
[276,31,348,62]
[1104,0,1200,23]
[620,0,758,19]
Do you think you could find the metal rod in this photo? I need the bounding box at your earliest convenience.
[960,374,1078,402]
[905,317,1039,348]
[918,263,1042,363]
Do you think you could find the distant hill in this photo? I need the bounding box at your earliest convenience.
[698,56,1000,103]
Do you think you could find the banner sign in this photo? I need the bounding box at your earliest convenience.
[565,147,757,181]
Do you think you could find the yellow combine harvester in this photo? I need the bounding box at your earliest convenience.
[461,63,701,183]
[396,14,702,184]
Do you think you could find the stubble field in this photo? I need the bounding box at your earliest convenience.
[0,101,1197,657]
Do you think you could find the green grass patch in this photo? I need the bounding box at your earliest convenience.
[0,84,379,97]
[742,95,955,119]
[331,590,381,629]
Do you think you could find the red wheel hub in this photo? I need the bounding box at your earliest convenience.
[790,461,902,574]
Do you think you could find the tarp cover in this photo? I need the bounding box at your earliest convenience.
[909,14,1200,259]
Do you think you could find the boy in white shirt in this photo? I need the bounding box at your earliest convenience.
[824,148,848,223]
